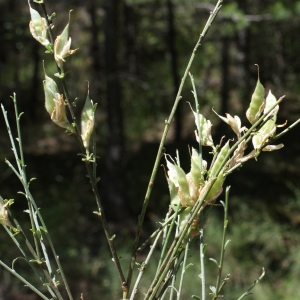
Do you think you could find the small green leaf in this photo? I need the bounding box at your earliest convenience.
[224,239,231,249]
[184,263,193,271]
[40,226,47,233]
[209,258,219,266]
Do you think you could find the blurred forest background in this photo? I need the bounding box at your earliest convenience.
[1,0,300,299]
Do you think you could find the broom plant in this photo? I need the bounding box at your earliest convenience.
[1,0,300,299]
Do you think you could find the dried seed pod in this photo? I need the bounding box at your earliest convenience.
[246,65,265,124]
[0,196,13,227]
[54,11,78,72]
[209,141,230,180]
[43,71,73,131]
[252,91,278,150]
[81,93,95,151]
[28,1,50,47]
[44,73,59,116]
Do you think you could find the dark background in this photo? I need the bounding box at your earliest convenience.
[1,0,300,299]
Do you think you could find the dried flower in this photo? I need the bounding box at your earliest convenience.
[54,11,78,71]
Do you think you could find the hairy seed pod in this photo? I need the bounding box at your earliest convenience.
[246,66,265,124]
[174,164,191,207]
[167,178,181,211]
[252,91,278,150]
[43,73,59,116]
[178,207,191,238]
[81,94,95,151]
[264,90,278,118]
[193,112,214,147]
[206,170,225,202]
[190,148,202,185]
[209,141,230,179]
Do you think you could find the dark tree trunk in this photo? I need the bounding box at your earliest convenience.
[88,0,103,99]
[104,0,126,221]
[30,43,40,122]
[124,2,137,74]
[220,36,230,116]
[166,0,181,142]
[236,0,252,108]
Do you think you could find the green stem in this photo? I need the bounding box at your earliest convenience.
[0,260,50,300]
[149,99,284,299]
[2,101,67,300]
[199,229,205,300]
[236,268,265,300]
[213,186,230,299]
[156,206,181,276]
[127,1,223,295]
[189,72,203,172]
[177,237,191,299]
[13,94,43,262]
[272,117,300,141]
[37,1,126,290]
[129,230,163,300]
[136,212,176,254]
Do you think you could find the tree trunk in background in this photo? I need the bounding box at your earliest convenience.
[220,36,229,116]
[88,0,103,100]
[236,0,252,109]
[166,0,181,142]
[30,42,40,123]
[124,2,137,74]
[104,0,126,221]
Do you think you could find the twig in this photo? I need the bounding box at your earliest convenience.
[236,268,265,300]
[127,1,224,296]
[213,186,230,299]
[36,1,126,289]
[0,260,50,300]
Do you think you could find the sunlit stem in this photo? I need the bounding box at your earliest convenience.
[189,72,203,172]
[129,1,224,296]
